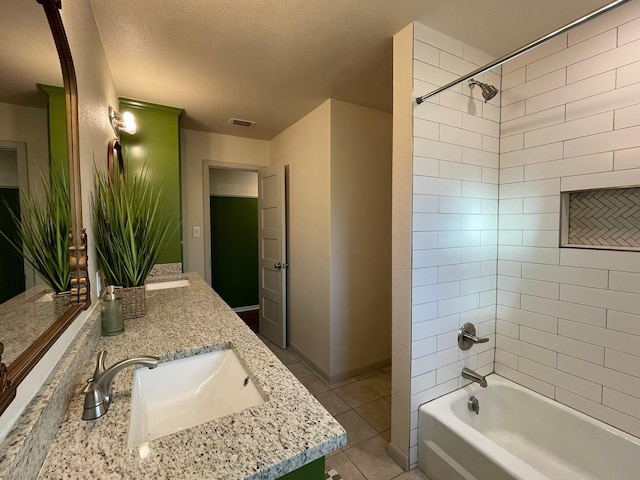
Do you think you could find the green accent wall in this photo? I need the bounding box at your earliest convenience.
[38,84,67,177]
[210,196,258,308]
[278,456,325,480]
[118,98,183,264]
[0,188,26,303]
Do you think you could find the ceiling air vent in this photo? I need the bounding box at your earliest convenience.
[228,118,256,127]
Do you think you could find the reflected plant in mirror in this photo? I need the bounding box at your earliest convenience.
[1,164,71,314]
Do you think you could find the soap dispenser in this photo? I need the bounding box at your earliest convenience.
[101,285,124,336]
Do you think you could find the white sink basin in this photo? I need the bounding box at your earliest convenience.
[145,279,191,291]
[128,349,264,447]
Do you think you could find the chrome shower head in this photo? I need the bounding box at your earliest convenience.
[468,79,498,103]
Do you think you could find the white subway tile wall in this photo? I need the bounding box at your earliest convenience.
[406,3,640,468]
[496,0,640,439]
[410,23,498,467]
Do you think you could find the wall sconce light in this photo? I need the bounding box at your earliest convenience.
[109,106,137,136]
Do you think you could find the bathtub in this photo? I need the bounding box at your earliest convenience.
[418,374,640,480]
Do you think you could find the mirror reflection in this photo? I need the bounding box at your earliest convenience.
[0,1,67,366]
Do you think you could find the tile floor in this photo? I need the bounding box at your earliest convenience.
[259,336,431,480]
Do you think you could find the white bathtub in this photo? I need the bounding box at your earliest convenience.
[418,374,640,480]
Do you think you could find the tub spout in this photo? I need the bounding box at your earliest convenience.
[462,367,487,388]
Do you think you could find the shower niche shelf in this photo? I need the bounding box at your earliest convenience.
[561,186,640,252]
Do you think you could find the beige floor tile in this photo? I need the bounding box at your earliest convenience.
[272,349,299,365]
[381,428,391,442]
[334,410,377,448]
[286,361,312,379]
[356,368,386,381]
[326,451,366,480]
[355,398,391,432]
[362,372,392,397]
[334,381,381,408]
[329,376,359,389]
[298,373,330,395]
[344,435,403,480]
[315,390,351,416]
[258,334,280,352]
[392,468,431,479]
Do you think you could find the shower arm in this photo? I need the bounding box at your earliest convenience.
[415,0,634,105]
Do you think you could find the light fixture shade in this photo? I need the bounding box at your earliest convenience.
[109,106,137,136]
[120,111,137,135]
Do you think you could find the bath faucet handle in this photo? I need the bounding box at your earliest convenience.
[91,350,108,382]
[458,323,489,350]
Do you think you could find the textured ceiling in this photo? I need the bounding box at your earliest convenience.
[3,1,617,139]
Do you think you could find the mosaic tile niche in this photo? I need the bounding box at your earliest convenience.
[562,187,640,250]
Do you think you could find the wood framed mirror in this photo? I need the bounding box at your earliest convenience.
[0,0,90,415]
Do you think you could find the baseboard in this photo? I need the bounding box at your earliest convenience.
[233,305,259,313]
[288,342,331,383]
[287,343,391,385]
[328,357,391,384]
[388,441,409,471]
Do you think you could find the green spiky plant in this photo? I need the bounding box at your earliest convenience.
[91,167,173,288]
[0,164,71,293]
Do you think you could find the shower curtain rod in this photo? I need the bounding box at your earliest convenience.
[415,0,635,105]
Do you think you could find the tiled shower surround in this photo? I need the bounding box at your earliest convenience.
[408,23,500,467]
[407,0,640,468]
[495,0,640,439]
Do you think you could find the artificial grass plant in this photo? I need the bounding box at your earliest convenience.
[92,166,173,288]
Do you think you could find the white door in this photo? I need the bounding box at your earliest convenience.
[258,166,286,348]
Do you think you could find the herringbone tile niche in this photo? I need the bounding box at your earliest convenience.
[564,187,640,249]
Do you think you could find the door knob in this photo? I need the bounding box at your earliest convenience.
[274,262,282,270]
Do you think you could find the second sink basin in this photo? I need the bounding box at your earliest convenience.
[145,279,191,291]
[128,349,264,447]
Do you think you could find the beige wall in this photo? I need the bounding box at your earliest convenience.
[209,168,258,197]
[390,23,414,469]
[0,102,49,195]
[180,128,269,277]
[270,98,393,379]
[330,99,392,378]
[270,100,332,374]
[64,0,119,302]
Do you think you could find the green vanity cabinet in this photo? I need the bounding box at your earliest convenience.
[118,98,183,265]
[278,456,325,480]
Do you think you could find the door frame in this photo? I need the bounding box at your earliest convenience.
[201,159,260,287]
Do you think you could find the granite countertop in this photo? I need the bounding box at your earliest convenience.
[37,273,346,479]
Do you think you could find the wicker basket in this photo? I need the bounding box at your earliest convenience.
[118,285,146,320]
[52,292,70,317]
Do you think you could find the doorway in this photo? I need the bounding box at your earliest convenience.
[208,168,259,327]
[202,161,289,345]
[0,149,26,302]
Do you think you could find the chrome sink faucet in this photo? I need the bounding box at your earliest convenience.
[82,350,159,420]
[462,367,487,388]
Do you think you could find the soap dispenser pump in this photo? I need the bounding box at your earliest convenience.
[101,286,124,336]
